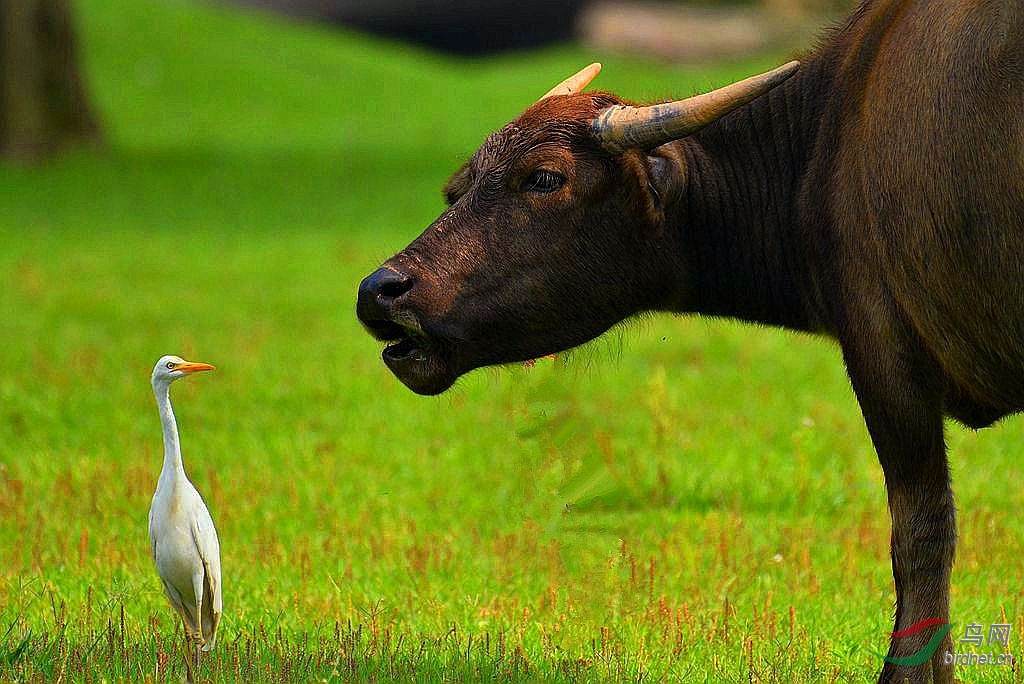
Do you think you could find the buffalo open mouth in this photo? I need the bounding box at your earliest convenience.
[363,319,456,395]
[378,323,429,364]
[382,336,426,362]
[364,319,428,359]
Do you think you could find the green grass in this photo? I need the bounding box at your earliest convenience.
[1,0,1022,681]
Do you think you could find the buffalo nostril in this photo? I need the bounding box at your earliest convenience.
[357,267,415,325]
[377,271,414,299]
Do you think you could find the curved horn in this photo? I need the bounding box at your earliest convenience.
[593,61,800,152]
[538,62,602,101]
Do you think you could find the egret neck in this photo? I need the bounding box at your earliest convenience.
[153,380,185,487]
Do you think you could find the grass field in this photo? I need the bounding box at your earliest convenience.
[1,0,1022,681]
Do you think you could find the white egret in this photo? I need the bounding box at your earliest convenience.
[148,355,222,679]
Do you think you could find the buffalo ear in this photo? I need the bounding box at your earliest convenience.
[443,162,473,206]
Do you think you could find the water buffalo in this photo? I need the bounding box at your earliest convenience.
[357,2,1024,680]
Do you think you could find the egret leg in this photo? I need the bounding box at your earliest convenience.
[191,571,206,680]
[182,631,196,684]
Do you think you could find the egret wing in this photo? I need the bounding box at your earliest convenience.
[190,501,222,650]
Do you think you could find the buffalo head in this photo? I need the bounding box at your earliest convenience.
[357,62,798,394]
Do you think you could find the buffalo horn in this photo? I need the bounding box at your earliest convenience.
[538,62,602,101]
[593,61,800,152]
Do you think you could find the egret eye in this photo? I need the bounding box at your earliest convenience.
[166,361,175,369]
[521,169,565,194]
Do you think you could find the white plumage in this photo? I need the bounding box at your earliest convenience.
[148,355,222,665]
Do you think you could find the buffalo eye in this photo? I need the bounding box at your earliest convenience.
[521,169,565,194]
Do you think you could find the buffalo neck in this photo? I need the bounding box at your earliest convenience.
[673,60,832,334]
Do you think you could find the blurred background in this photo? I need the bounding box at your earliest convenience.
[219,0,848,57]
[2,0,852,165]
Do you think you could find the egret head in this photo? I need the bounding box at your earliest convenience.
[151,355,216,388]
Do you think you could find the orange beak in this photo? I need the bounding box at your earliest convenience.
[178,361,216,374]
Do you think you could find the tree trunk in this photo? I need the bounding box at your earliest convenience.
[0,0,101,161]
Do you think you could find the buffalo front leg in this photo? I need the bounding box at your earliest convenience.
[844,348,956,684]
